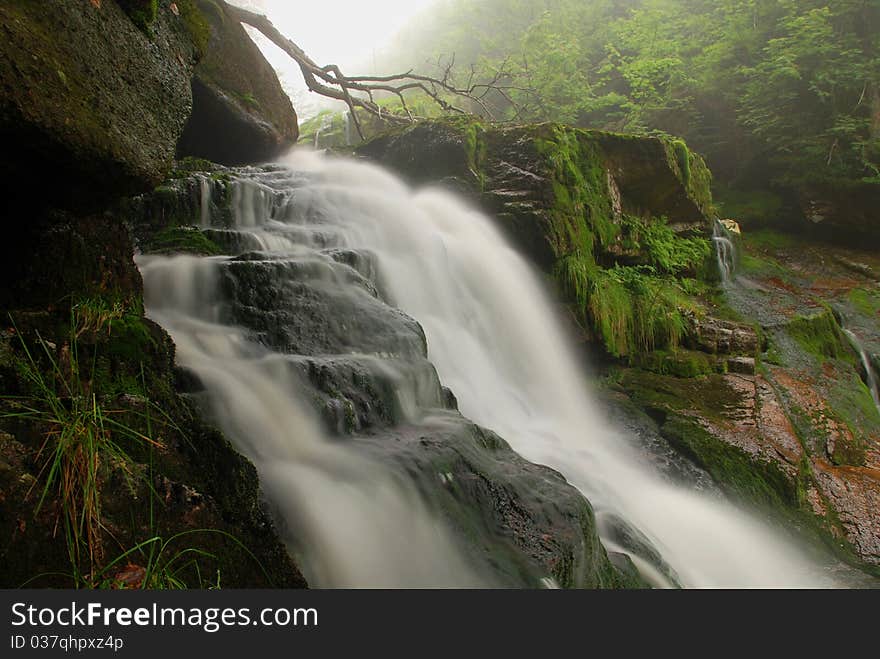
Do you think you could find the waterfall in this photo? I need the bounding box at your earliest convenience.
[343,110,352,146]
[843,328,880,414]
[712,218,736,283]
[312,113,334,150]
[198,175,212,228]
[140,151,833,588]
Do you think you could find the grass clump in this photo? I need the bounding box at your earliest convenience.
[4,313,161,581]
[620,215,711,275]
[89,529,266,590]
[558,259,697,358]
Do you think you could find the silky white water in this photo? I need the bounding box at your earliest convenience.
[139,256,490,588]
[713,219,736,283]
[142,150,832,587]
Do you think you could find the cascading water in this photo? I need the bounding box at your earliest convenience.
[712,218,736,283]
[141,151,835,588]
[843,328,880,414]
[312,113,335,150]
[343,110,352,146]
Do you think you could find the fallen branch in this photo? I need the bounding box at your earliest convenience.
[221,1,527,139]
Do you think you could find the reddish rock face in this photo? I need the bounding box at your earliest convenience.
[620,231,880,570]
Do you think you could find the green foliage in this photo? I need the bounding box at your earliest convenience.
[620,215,711,275]
[558,258,697,358]
[118,0,158,34]
[715,185,784,225]
[384,0,880,197]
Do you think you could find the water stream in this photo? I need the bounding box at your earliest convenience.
[712,218,736,283]
[139,151,833,588]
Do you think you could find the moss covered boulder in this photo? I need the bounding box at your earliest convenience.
[359,119,717,361]
[176,0,298,165]
[0,0,202,212]
[358,119,713,269]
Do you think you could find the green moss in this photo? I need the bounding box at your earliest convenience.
[118,0,158,34]
[655,136,712,214]
[662,416,796,508]
[738,252,791,278]
[178,0,211,57]
[145,227,222,256]
[633,349,717,378]
[171,156,220,178]
[743,228,796,251]
[671,140,691,187]
[848,288,880,318]
[787,308,853,362]
[534,125,618,258]
[236,91,260,109]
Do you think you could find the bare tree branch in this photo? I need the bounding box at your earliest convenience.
[221,1,529,139]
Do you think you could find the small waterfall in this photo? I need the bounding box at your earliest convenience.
[198,175,212,228]
[713,218,736,283]
[843,328,880,413]
[141,152,834,588]
[313,113,334,150]
[343,110,352,146]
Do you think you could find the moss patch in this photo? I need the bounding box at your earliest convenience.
[848,288,880,318]
[660,415,796,509]
[117,0,158,34]
[144,226,222,256]
[177,0,210,57]
[787,308,854,363]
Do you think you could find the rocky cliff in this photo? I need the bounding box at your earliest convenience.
[176,0,299,164]
[0,0,305,588]
[0,0,199,211]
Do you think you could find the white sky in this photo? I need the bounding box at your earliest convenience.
[230,0,440,121]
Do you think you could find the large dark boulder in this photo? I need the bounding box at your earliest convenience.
[176,0,298,165]
[0,0,200,212]
[799,183,880,248]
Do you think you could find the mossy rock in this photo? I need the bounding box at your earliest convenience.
[0,0,201,213]
[144,226,223,255]
[176,0,298,165]
[786,307,855,363]
[659,415,796,509]
[633,349,718,378]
